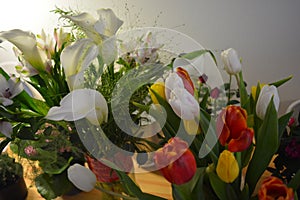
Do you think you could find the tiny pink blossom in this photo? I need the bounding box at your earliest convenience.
[24,146,37,156]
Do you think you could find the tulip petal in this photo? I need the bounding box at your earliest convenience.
[256,85,280,119]
[216,150,239,183]
[221,48,242,75]
[168,87,199,120]
[165,73,184,100]
[67,164,97,192]
[228,127,254,152]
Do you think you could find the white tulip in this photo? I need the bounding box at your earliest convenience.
[67,164,97,192]
[46,89,108,125]
[165,72,199,120]
[0,29,48,72]
[221,48,242,75]
[256,85,280,119]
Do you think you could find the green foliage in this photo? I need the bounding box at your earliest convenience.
[0,154,23,188]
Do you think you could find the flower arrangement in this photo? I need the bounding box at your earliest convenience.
[0,6,299,200]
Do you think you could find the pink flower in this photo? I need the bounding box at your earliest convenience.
[24,146,37,156]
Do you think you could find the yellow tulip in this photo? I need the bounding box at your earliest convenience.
[216,150,239,183]
[149,81,166,104]
[183,120,201,135]
[251,83,266,100]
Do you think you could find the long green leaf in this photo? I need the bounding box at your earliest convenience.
[269,75,292,87]
[278,111,293,139]
[246,99,278,194]
[179,49,217,65]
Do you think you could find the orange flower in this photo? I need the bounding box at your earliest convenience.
[216,105,254,152]
[258,176,294,200]
[154,137,196,185]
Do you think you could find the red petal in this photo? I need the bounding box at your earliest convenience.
[228,128,254,152]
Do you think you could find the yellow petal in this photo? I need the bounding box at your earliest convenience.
[216,150,239,183]
[149,82,166,104]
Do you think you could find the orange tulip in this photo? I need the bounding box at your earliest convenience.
[154,137,197,185]
[258,176,294,200]
[216,105,254,152]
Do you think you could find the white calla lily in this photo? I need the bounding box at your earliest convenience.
[46,89,108,125]
[67,164,96,192]
[94,8,124,38]
[256,85,280,119]
[60,39,98,90]
[0,29,48,71]
[221,48,242,75]
[0,121,13,138]
[0,74,23,106]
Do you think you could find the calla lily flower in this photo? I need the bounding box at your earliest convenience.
[0,29,48,72]
[256,85,280,119]
[0,74,23,106]
[60,39,98,90]
[221,48,242,75]
[45,89,108,126]
[67,163,97,192]
[63,8,123,44]
[0,121,13,138]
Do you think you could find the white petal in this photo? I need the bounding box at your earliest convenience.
[95,9,123,37]
[61,39,98,78]
[256,85,280,119]
[0,121,13,138]
[67,164,96,192]
[0,97,13,106]
[64,13,102,43]
[100,37,117,64]
[0,74,9,93]
[168,88,199,120]
[165,73,184,100]
[8,78,23,98]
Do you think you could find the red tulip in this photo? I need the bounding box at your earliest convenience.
[216,105,254,152]
[258,176,294,200]
[154,137,197,185]
[176,67,194,96]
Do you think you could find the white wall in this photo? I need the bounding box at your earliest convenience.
[1,0,300,106]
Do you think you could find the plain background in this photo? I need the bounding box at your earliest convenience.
[1,0,300,112]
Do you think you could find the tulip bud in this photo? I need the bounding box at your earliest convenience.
[149,79,166,104]
[216,150,239,183]
[256,85,280,119]
[221,48,242,75]
[154,137,197,185]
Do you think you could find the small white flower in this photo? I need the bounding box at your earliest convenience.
[256,85,280,119]
[0,74,23,106]
[46,89,108,125]
[67,164,97,192]
[221,48,242,75]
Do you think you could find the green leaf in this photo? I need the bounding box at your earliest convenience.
[179,49,217,65]
[208,171,236,200]
[237,72,250,113]
[246,99,279,194]
[35,171,75,200]
[288,169,300,191]
[172,168,205,200]
[200,89,209,110]
[278,111,293,139]
[269,75,292,87]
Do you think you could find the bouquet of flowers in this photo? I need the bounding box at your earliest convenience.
[121,47,299,200]
[0,7,163,200]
